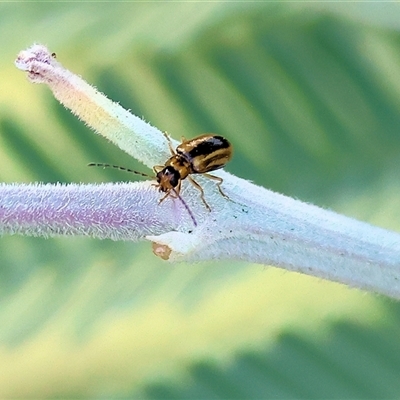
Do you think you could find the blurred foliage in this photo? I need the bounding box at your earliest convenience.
[1,2,400,398]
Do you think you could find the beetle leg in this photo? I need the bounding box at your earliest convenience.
[158,180,181,203]
[173,180,182,197]
[187,176,211,212]
[203,173,231,200]
[158,191,171,204]
[158,190,175,204]
[162,131,176,155]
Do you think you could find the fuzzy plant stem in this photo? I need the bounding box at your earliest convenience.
[6,43,400,299]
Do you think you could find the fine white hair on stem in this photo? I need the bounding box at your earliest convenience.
[9,43,400,299]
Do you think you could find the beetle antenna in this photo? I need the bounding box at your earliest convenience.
[173,189,197,227]
[88,163,151,178]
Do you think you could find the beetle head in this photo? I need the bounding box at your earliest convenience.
[156,166,180,192]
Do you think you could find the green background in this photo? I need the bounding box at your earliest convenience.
[1,2,400,398]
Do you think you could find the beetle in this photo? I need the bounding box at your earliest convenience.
[155,132,233,211]
[89,132,233,216]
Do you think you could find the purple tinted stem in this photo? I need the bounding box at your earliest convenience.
[0,182,188,241]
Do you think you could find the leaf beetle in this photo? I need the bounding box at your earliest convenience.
[155,132,233,211]
[89,132,233,223]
